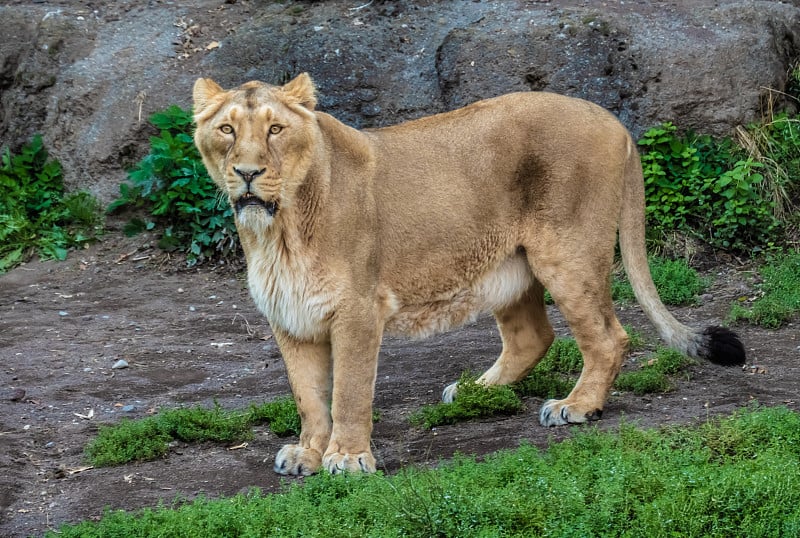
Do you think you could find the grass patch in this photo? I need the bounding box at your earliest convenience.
[418,329,688,428]
[409,372,523,429]
[50,406,800,538]
[729,250,800,328]
[85,398,300,467]
[612,256,709,305]
[615,348,693,395]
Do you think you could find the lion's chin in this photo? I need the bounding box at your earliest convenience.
[234,197,279,232]
[235,194,279,216]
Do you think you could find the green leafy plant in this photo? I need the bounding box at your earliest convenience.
[638,123,781,251]
[0,135,101,272]
[108,105,237,266]
[735,113,800,232]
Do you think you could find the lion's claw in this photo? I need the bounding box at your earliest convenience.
[274,444,322,476]
[539,399,603,427]
[322,451,376,474]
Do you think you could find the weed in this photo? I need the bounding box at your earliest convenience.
[0,135,101,272]
[615,348,692,395]
[108,105,237,266]
[420,329,690,427]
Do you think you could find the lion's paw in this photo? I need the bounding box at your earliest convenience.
[539,399,603,427]
[442,381,459,403]
[322,450,376,474]
[273,444,322,476]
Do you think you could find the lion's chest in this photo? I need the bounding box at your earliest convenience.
[246,245,335,341]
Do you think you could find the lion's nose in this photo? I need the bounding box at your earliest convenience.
[233,167,266,185]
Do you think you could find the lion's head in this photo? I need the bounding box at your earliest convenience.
[193,73,319,231]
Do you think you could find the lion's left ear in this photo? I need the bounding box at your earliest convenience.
[281,73,317,111]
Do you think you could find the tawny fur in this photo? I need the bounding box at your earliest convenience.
[192,73,745,476]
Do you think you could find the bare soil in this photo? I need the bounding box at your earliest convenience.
[0,233,798,537]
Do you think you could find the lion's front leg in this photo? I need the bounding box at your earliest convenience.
[272,329,332,476]
[322,305,383,474]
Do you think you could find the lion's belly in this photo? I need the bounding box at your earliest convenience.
[384,254,533,338]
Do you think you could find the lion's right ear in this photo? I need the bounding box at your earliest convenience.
[193,78,224,113]
[281,73,317,111]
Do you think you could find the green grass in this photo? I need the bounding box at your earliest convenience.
[49,406,800,538]
[85,398,300,467]
[729,250,800,328]
[615,348,693,395]
[612,256,709,305]
[409,372,523,429]
[417,329,690,428]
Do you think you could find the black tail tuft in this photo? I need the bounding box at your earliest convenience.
[702,326,746,366]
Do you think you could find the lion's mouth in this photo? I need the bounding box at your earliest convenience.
[235,193,279,217]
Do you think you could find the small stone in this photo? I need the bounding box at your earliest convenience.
[111,359,129,369]
[5,388,25,402]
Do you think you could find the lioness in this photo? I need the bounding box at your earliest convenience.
[193,73,745,475]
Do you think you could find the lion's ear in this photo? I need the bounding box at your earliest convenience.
[281,73,317,111]
[193,78,224,113]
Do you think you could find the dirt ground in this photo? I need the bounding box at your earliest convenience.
[0,232,797,537]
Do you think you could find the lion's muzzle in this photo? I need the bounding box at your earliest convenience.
[235,193,279,216]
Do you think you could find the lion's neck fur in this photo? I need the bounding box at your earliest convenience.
[235,133,328,340]
[237,114,374,341]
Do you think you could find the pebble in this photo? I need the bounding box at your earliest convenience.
[3,388,26,402]
[111,359,129,369]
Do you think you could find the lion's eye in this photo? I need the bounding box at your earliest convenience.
[269,125,283,136]
[219,124,234,135]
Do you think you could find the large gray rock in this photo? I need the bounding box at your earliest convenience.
[0,0,797,204]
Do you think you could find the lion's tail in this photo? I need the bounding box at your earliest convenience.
[618,137,746,366]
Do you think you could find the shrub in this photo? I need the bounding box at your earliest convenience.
[0,135,101,272]
[638,122,781,251]
[108,105,237,266]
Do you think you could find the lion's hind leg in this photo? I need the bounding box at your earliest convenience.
[442,282,555,402]
[534,262,629,426]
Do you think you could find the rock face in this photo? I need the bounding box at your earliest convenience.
[0,0,798,204]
